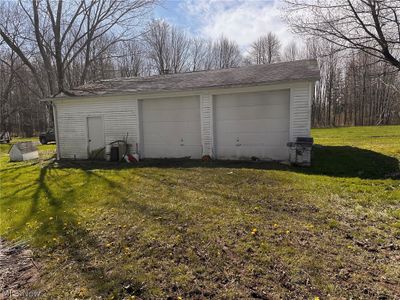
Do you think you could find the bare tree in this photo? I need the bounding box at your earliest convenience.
[0,0,156,95]
[248,33,281,64]
[2,2,399,136]
[0,49,17,132]
[170,27,190,73]
[0,2,47,96]
[144,20,191,74]
[144,20,171,74]
[282,41,299,61]
[189,37,208,71]
[283,0,400,70]
[302,38,321,60]
[306,36,400,127]
[0,46,47,135]
[202,40,215,71]
[117,41,146,77]
[212,36,242,69]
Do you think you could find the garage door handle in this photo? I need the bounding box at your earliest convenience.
[88,139,91,142]
[236,143,241,146]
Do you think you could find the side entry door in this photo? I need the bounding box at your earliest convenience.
[87,116,104,156]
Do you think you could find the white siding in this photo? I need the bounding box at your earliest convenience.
[200,94,214,158]
[289,82,312,141]
[55,97,138,159]
[54,81,314,161]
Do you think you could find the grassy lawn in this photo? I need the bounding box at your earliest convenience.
[0,126,399,299]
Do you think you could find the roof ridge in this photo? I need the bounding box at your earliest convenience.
[100,59,318,83]
[54,59,319,99]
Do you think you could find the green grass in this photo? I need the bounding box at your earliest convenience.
[1,127,399,299]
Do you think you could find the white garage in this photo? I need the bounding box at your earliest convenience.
[48,59,320,163]
[140,96,202,159]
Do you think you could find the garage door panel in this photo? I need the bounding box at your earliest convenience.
[144,132,201,145]
[216,105,288,120]
[215,90,290,161]
[142,121,200,134]
[217,146,288,160]
[141,96,201,159]
[216,118,289,133]
[142,109,200,122]
[143,145,201,159]
[217,131,289,147]
[143,98,200,110]
[216,91,289,107]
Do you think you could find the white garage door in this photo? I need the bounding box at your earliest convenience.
[215,90,290,160]
[140,96,202,159]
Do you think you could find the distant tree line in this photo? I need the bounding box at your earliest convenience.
[0,0,399,136]
[283,0,400,127]
[307,42,400,127]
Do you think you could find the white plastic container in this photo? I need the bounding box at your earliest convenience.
[105,144,111,161]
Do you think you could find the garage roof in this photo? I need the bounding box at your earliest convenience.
[55,59,319,98]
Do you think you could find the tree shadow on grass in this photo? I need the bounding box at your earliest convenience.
[4,161,144,297]
[54,145,399,180]
[7,147,397,297]
[2,144,396,297]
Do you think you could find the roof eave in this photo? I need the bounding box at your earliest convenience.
[46,77,320,102]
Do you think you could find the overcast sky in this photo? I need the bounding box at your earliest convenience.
[153,0,297,50]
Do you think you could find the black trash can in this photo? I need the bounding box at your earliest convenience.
[110,146,119,162]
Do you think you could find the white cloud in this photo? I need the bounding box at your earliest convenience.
[181,0,298,50]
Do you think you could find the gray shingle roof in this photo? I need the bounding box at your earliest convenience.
[57,59,319,98]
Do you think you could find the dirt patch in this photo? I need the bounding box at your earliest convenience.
[0,238,40,299]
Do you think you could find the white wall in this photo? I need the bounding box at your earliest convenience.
[54,81,313,161]
[200,94,214,158]
[55,97,138,159]
[290,82,313,141]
